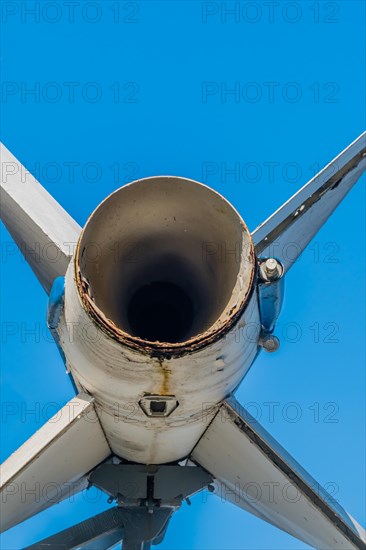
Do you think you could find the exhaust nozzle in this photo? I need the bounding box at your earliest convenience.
[75,177,255,354]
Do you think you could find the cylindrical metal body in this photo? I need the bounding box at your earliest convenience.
[58,177,260,464]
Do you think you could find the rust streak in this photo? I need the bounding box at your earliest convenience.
[158,360,171,396]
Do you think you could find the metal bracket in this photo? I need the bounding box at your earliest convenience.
[24,464,213,550]
[23,506,171,550]
[257,258,284,352]
[89,463,213,509]
[47,276,78,393]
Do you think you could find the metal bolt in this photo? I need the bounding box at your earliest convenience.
[259,333,280,353]
[260,257,282,281]
[265,258,278,274]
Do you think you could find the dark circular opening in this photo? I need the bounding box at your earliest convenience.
[127,281,195,343]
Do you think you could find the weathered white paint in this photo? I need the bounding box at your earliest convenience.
[60,278,260,464]
[58,177,261,464]
[0,394,111,532]
[0,143,81,293]
[191,397,366,550]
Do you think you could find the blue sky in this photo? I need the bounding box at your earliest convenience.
[1,1,365,548]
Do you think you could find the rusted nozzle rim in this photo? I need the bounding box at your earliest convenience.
[74,176,256,357]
